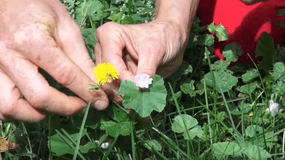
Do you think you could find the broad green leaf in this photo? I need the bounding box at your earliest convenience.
[204,34,215,46]
[121,15,137,24]
[207,22,229,41]
[118,75,167,117]
[272,81,285,95]
[108,11,124,23]
[242,143,271,159]
[100,120,132,138]
[271,62,285,81]
[223,42,243,62]
[82,28,97,46]
[49,130,86,156]
[49,133,74,156]
[217,111,227,121]
[239,82,258,94]
[212,60,230,71]
[212,142,242,159]
[242,69,259,83]
[75,1,103,26]
[255,32,275,71]
[183,125,203,140]
[245,125,263,138]
[168,91,182,101]
[172,114,198,133]
[144,140,162,151]
[80,142,97,153]
[111,106,129,122]
[202,70,238,93]
[231,103,251,116]
[180,80,196,97]
[277,9,285,16]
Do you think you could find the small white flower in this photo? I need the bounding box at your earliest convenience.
[266,100,280,117]
[135,74,152,88]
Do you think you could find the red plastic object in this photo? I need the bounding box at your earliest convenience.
[197,0,285,64]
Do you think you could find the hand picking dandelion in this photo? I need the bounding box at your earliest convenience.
[93,63,119,85]
[135,74,153,88]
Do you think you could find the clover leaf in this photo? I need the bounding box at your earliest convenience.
[118,75,167,117]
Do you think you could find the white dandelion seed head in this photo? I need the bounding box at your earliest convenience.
[266,100,280,117]
[135,74,153,88]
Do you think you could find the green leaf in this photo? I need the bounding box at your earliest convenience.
[239,82,258,94]
[212,60,230,71]
[255,32,275,71]
[172,114,198,133]
[180,80,196,97]
[121,15,137,24]
[242,143,271,159]
[144,140,162,151]
[108,11,124,23]
[277,9,285,16]
[242,69,259,83]
[49,133,74,156]
[75,0,103,26]
[82,28,97,46]
[49,130,86,156]
[168,91,182,101]
[231,103,251,116]
[100,120,132,137]
[207,22,229,41]
[79,142,96,153]
[223,42,243,62]
[202,70,238,93]
[271,62,285,81]
[217,111,227,121]
[183,125,203,140]
[245,125,263,138]
[203,34,215,46]
[272,81,285,95]
[212,142,242,159]
[111,106,129,122]
[118,75,167,117]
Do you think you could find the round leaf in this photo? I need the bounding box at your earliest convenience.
[118,75,167,117]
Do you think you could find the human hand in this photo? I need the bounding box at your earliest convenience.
[95,20,188,100]
[0,0,109,122]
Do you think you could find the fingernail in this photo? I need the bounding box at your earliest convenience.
[94,100,108,110]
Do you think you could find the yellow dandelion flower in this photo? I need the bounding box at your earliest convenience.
[93,63,119,85]
[248,112,253,117]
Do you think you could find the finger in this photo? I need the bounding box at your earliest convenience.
[55,19,96,81]
[95,42,122,103]
[13,25,109,110]
[0,48,90,115]
[135,40,162,77]
[0,69,46,122]
[96,22,136,82]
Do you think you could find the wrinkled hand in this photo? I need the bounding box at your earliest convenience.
[0,0,109,122]
[95,20,188,100]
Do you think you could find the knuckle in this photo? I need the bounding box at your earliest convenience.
[54,65,76,87]
[28,90,49,108]
[0,101,17,118]
[96,22,119,40]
